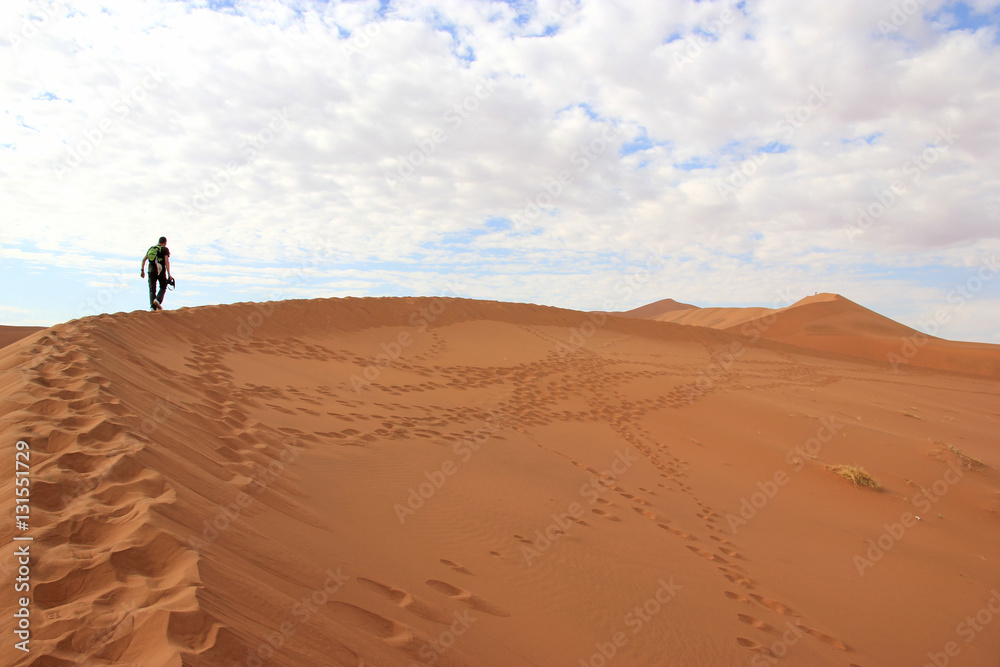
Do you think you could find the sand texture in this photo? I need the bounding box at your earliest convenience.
[1,296,998,666]
[0,326,45,350]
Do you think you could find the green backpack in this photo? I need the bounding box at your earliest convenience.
[146,246,161,263]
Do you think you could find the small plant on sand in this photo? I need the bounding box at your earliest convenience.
[936,441,990,471]
[826,464,880,490]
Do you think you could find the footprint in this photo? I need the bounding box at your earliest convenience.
[439,559,473,575]
[425,580,510,617]
[686,545,729,564]
[632,507,657,520]
[796,623,849,650]
[328,602,414,643]
[719,568,754,589]
[737,614,779,634]
[657,523,695,540]
[356,578,451,624]
[591,509,622,522]
[749,594,798,617]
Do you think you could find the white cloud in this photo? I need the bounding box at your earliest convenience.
[1,0,998,341]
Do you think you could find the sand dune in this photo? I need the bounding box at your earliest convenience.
[617,298,697,319]
[0,326,45,349]
[646,293,1000,379]
[650,306,775,331]
[2,296,999,666]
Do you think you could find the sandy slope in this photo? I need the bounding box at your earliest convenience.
[1,297,999,667]
[0,326,45,349]
[617,298,697,319]
[651,306,775,331]
[651,294,1000,379]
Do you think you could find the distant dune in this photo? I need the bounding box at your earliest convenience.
[640,293,1000,379]
[651,305,775,330]
[0,325,45,349]
[2,296,998,666]
[616,297,697,319]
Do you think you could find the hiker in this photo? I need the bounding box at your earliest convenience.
[140,237,172,311]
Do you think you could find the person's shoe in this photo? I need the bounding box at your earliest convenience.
[152,299,161,311]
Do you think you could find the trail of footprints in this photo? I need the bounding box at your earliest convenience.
[325,557,510,664]
[489,341,855,664]
[197,323,857,662]
[8,325,216,665]
[26,321,851,664]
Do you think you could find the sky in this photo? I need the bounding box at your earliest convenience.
[2,0,999,343]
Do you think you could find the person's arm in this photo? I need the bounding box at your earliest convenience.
[165,256,171,278]
[140,255,147,277]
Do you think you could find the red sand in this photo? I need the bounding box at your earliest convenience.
[0,326,45,350]
[617,298,698,319]
[2,296,998,666]
[652,294,1000,379]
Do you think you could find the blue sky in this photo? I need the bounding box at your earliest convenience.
[2,0,999,343]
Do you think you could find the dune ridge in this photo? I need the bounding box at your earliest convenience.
[617,298,698,320]
[646,293,1000,379]
[2,296,998,666]
[0,326,45,350]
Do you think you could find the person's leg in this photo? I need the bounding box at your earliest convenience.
[156,271,168,306]
[148,267,159,308]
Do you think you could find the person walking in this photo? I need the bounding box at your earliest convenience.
[140,236,172,311]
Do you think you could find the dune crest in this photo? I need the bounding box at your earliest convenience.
[617,297,697,319]
[0,326,45,350]
[635,293,1000,378]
